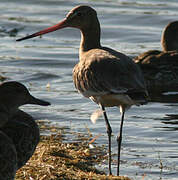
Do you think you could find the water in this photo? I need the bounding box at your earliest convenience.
[1,0,178,179]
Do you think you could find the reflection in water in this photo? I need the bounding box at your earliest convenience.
[150,94,178,103]
[160,114,178,131]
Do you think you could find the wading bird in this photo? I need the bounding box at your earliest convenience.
[16,5,148,176]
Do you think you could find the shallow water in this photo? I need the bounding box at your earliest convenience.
[1,0,178,179]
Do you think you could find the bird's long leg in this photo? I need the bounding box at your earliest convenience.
[117,105,125,176]
[101,105,112,175]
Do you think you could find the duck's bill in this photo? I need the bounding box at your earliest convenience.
[28,95,51,106]
[16,18,67,41]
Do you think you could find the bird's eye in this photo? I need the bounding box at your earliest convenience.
[77,12,82,16]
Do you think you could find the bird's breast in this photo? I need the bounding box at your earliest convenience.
[90,94,135,107]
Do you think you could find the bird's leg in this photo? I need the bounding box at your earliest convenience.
[117,105,125,176]
[101,105,112,175]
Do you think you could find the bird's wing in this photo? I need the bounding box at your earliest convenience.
[134,50,161,64]
[73,48,146,97]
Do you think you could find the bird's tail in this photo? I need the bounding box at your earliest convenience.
[127,91,149,105]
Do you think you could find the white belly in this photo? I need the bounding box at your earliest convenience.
[90,94,136,107]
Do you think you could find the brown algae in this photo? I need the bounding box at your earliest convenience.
[15,122,131,180]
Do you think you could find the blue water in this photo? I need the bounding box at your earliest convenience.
[1,0,178,179]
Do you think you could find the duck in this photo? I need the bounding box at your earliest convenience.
[0,81,50,173]
[16,5,148,176]
[0,131,17,180]
[134,21,178,101]
[2,110,40,170]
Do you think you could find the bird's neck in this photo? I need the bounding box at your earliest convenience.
[161,29,178,51]
[79,19,101,60]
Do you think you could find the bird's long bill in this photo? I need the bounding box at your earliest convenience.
[16,18,68,41]
[28,95,51,106]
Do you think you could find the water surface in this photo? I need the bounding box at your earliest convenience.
[1,0,178,179]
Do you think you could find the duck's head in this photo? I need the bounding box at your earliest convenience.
[0,81,50,111]
[161,21,178,51]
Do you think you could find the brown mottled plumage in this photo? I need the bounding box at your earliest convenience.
[1,110,40,169]
[134,21,178,99]
[0,81,50,178]
[16,5,148,176]
[0,131,17,180]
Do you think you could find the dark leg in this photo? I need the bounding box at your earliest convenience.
[117,106,125,176]
[101,105,112,175]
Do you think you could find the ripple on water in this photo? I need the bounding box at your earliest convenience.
[1,0,178,179]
